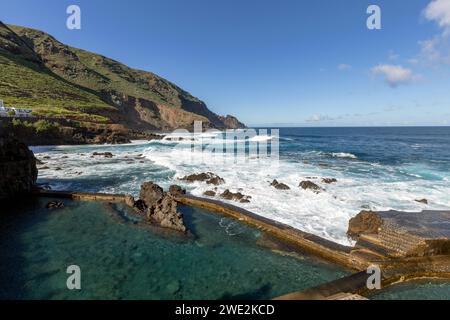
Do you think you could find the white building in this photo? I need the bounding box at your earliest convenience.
[0,100,33,117]
[12,108,33,117]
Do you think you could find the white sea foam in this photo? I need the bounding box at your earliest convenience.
[34,140,450,246]
[331,152,358,159]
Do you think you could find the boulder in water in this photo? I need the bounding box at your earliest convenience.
[180,172,225,185]
[299,180,322,192]
[148,195,186,233]
[92,152,114,158]
[138,181,187,233]
[322,178,337,184]
[220,189,251,203]
[270,179,290,190]
[45,201,64,209]
[139,182,164,208]
[203,190,216,197]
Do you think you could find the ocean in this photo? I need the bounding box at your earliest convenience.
[33,126,450,245]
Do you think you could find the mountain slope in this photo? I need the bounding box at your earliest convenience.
[0,22,245,130]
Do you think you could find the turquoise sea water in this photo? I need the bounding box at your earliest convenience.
[0,198,348,300]
[17,127,450,299]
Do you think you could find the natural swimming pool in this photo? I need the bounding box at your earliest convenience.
[0,198,349,299]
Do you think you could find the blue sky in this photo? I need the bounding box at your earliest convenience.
[1,0,449,126]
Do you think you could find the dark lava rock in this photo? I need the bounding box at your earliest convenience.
[220,189,251,203]
[139,182,164,208]
[203,190,216,197]
[218,115,246,129]
[134,199,147,212]
[138,182,187,233]
[415,199,429,205]
[92,152,114,158]
[299,181,322,192]
[180,172,225,185]
[0,137,38,200]
[270,179,290,190]
[322,178,337,184]
[148,195,186,233]
[169,185,186,197]
[347,210,383,240]
[45,201,64,209]
[125,195,135,208]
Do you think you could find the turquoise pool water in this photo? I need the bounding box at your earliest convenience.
[371,281,450,300]
[0,198,348,300]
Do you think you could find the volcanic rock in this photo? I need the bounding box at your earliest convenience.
[45,201,64,209]
[347,210,383,240]
[139,182,164,208]
[180,172,225,185]
[220,189,251,203]
[270,179,290,190]
[415,199,428,205]
[138,181,187,232]
[92,152,114,158]
[322,178,337,184]
[169,185,186,197]
[299,180,322,192]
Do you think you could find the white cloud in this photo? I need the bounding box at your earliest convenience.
[337,63,351,71]
[424,0,450,33]
[415,1,450,65]
[419,37,442,61]
[371,64,420,87]
[306,114,335,122]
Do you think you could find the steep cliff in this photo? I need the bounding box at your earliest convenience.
[0,21,245,131]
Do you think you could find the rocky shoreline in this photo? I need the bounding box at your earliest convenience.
[1,137,449,300]
[0,118,164,146]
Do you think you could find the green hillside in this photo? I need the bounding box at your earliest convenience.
[0,22,245,130]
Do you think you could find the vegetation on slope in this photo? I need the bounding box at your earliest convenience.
[0,22,245,130]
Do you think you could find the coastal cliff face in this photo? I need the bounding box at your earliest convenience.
[0,21,246,132]
[0,137,37,199]
[0,118,164,146]
[218,115,247,129]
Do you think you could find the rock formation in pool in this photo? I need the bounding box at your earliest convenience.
[134,182,187,233]
[0,137,37,200]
